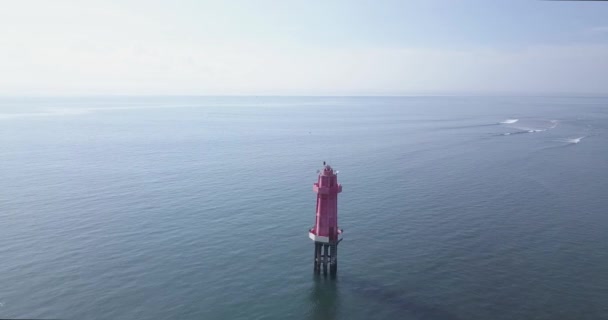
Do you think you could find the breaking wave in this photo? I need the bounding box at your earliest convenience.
[561,136,585,144]
[499,119,560,136]
[500,119,519,124]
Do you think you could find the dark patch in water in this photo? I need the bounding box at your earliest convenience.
[338,275,463,320]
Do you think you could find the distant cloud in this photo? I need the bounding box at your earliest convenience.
[1,42,607,95]
[1,1,608,95]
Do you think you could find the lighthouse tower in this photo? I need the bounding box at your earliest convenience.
[309,162,343,275]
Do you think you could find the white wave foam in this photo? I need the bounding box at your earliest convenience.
[550,120,559,129]
[500,119,519,124]
[501,130,530,136]
[501,128,546,136]
[567,136,585,144]
[555,136,586,144]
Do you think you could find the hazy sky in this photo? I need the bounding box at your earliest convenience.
[1,0,608,95]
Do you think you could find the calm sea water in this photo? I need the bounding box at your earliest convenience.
[1,96,607,320]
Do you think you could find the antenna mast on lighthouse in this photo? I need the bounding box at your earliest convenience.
[309,162,343,275]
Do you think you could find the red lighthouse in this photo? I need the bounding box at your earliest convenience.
[309,162,343,275]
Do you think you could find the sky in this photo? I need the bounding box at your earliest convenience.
[1,0,608,96]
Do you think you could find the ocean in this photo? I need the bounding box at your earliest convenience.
[1,96,607,319]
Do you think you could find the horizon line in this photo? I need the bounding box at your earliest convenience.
[1,93,608,98]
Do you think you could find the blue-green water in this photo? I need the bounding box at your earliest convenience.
[1,96,607,319]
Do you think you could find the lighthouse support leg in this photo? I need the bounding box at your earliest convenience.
[314,242,322,273]
[313,243,318,272]
[322,244,328,275]
[330,244,338,275]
